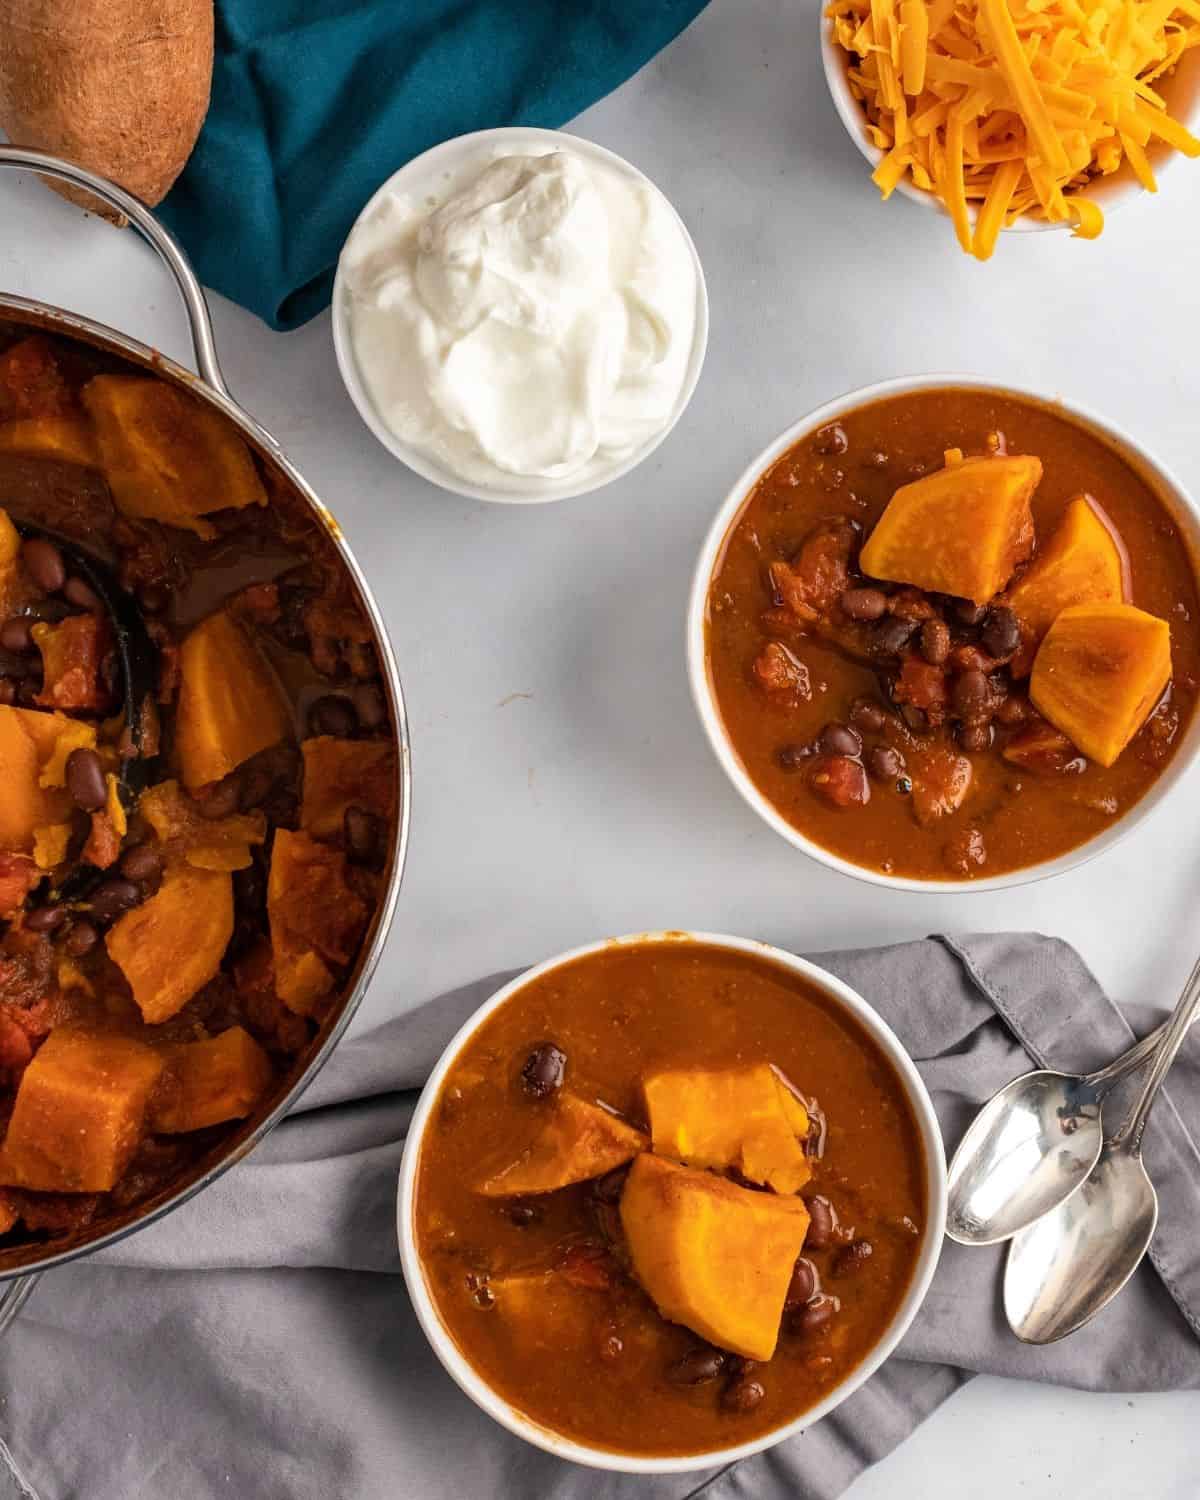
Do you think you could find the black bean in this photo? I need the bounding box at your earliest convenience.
[849,697,887,734]
[20,538,66,593]
[520,1042,566,1099]
[507,1203,540,1227]
[344,805,384,865]
[870,617,916,657]
[867,744,904,781]
[63,920,100,957]
[0,680,13,706]
[88,879,141,925]
[812,423,848,456]
[65,747,107,812]
[995,694,1029,727]
[919,617,951,665]
[352,682,387,731]
[0,618,32,654]
[817,721,862,757]
[832,1238,875,1278]
[668,1347,727,1385]
[958,722,992,753]
[196,777,242,820]
[0,647,33,680]
[789,1295,837,1338]
[25,904,66,933]
[138,584,169,615]
[980,605,1021,658]
[308,694,358,738]
[119,844,163,884]
[233,863,265,914]
[592,1165,631,1205]
[785,1256,818,1309]
[952,598,986,627]
[722,1376,766,1413]
[840,586,887,622]
[952,668,990,719]
[238,766,275,811]
[898,702,929,734]
[776,743,813,772]
[63,577,102,611]
[805,1194,837,1251]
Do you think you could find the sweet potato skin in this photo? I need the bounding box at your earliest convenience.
[0,1,213,218]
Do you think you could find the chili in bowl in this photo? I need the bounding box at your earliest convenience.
[397,931,945,1473]
[687,376,1200,890]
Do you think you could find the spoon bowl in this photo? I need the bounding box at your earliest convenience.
[1004,1144,1159,1343]
[946,1070,1105,1245]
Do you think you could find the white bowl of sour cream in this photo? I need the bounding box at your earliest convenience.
[333,128,709,504]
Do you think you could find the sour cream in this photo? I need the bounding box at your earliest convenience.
[338,139,703,497]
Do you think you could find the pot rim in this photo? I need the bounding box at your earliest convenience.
[0,293,412,1279]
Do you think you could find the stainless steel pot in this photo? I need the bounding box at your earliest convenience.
[0,146,412,1324]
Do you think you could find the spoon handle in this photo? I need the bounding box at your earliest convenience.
[1109,951,1200,1152]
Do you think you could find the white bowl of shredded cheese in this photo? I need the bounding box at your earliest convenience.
[819,1,1200,256]
[333,128,708,504]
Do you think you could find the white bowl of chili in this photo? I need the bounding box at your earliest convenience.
[396,930,946,1474]
[687,374,1200,893]
[819,3,1200,254]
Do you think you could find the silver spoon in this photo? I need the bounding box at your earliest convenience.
[946,1018,1172,1246]
[1004,953,1200,1343]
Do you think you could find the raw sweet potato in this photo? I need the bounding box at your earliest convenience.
[0,1026,164,1192]
[643,1063,811,1193]
[619,1153,811,1360]
[1006,496,1128,673]
[1030,603,1172,767]
[300,736,396,839]
[859,454,1041,605]
[0,417,98,468]
[105,864,233,1024]
[478,1093,648,1196]
[82,376,266,536]
[0,2,213,217]
[150,1026,273,1133]
[175,611,290,789]
[267,829,367,1014]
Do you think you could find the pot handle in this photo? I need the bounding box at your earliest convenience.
[0,1274,40,1336]
[0,145,229,400]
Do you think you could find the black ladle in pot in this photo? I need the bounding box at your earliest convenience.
[12,521,159,901]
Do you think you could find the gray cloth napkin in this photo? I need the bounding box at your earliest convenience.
[0,933,1197,1500]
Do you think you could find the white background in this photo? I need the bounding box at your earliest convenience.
[2,0,1198,1492]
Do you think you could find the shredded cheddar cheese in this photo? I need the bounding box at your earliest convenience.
[827,0,1200,257]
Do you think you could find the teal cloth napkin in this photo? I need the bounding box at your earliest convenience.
[158,0,709,331]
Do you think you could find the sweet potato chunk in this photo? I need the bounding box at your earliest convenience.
[82,376,267,537]
[0,709,48,853]
[859,454,1041,605]
[0,1027,164,1192]
[1030,603,1171,767]
[175,611,291,789]
[106,866,234,1024]
[139,779,265,871]
[643,1063,811,1193]
[300,737,396,839]
[151,1026,273,1133]
[620,1153,810,1360]
[268,829,367,1014]
[1006,497,1128,674]
[0,508,21,615]
[0,417,98,468]
[478,1093,648,1196]
[33,613,114,712]
[769,518,858,625]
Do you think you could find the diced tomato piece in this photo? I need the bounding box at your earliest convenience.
[1002,721,1086,775]
[0,854,38,918]
[808,754,870,808]
[769,519,857,625]
[34,613,115,712]
[910,748,973,825]
[893,655,949,720]
[751,641,811,704]
[0,337,73,421]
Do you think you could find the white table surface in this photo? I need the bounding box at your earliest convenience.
[2,0,1198,1491]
